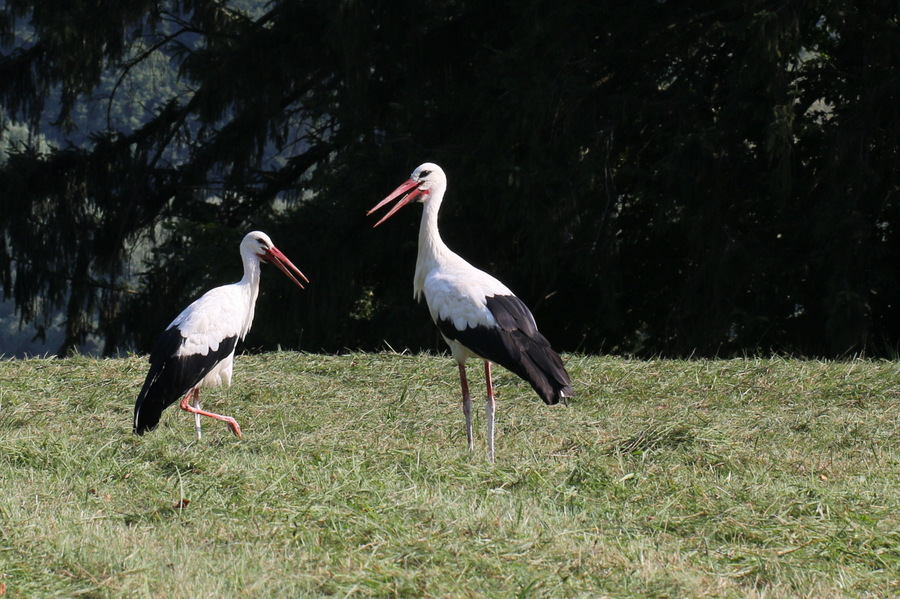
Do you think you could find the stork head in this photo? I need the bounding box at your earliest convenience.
[242,231,309,288]
[368,163,446,227]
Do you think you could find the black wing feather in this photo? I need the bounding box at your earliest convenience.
[436,294,573,405]
[133,327,238,435]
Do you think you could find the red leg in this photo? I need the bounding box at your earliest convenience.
[484,361,496,462]
[190,389,202,440]
[179,390,243,438]
[458,362,473,452]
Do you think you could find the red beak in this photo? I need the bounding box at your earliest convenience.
[263,246,309,289]
[367,178,424,227]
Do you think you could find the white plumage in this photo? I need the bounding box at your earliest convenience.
[370,163,573,460]
[165,283,250,389]
[133,231,307,438]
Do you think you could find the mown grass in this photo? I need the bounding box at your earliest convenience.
[1,353,900,597]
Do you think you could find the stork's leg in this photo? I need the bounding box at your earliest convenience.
[458,362,474,452]
[179,390,243,438]
[191,389,203,440]
[484,360,496,462]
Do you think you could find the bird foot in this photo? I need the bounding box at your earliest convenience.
[180,394,242,438]
[226,419,243,438]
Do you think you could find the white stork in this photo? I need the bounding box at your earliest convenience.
[133,231,308,438]
[368,163,573,460]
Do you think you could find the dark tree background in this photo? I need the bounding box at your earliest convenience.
[1,0,898,358]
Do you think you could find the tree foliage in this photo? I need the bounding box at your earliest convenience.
[0,0,898,357]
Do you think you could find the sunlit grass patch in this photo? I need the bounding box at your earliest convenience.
[1,353,900,597]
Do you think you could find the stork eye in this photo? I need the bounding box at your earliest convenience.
[419,170,431,178]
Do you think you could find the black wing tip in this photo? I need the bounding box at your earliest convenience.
[133,421,154,435]
[133,411,160,435]
[542,383,574,406]
[133,385,163,436]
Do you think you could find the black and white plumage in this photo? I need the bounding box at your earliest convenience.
[133,231,308,438]
[369,163,573,460]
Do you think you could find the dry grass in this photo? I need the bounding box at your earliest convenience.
[1,353,900,597]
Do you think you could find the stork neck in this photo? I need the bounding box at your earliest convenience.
[420,195,448,252]
[238,249,262,337]
[239,249,263,289]
[414,195,450,299]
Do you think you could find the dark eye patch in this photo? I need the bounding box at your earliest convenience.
[419,170,432,178]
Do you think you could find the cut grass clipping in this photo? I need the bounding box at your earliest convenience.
[1,353,899,597]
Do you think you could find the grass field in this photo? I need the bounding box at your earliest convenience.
[1,352,900,597]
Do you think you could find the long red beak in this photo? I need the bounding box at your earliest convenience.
[264,246,309,289]
[367,178,424,227]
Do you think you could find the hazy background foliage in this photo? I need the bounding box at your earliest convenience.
[1,0,899,357]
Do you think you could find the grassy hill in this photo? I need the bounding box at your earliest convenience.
[1,353,899,597]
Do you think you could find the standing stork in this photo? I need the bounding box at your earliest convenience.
[133,231,308,438]
[368,163,573,460]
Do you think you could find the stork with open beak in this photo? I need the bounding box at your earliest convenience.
[369,163,572,460]
[133,231,308,438]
